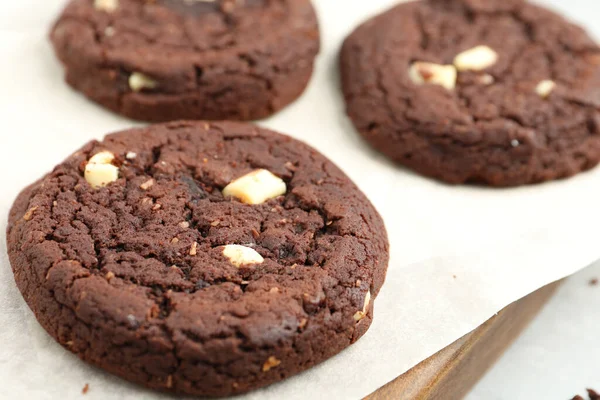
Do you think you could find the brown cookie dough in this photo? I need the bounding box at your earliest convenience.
[50,0,320,122]
[6,121,389,397]
[341,0,600,186]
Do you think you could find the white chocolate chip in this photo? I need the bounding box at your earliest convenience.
[88,151,115,165]
[84,151,119,189]
[129,72,158,92]
[222,169,287,205]
[511,139,520,148]
[94,0,118,12]
[126,151,137,159]
[222,245,264,267]
[104,26,115,37]
[408,62,457,90]
[454,45,498,71]
[23,206,38,221]
[535,80,556,98]
[353,290,371,322]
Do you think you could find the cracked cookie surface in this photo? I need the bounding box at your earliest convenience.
[6,121,389,397]
[341,0,600,186]
[50,0,320,122]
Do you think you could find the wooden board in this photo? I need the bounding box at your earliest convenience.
[365,281,561,400]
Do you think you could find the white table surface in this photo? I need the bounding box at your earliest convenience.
[467,260,600,400]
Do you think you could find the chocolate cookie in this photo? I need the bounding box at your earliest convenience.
[341,0,600,186]
[50,0,319,122]
[6,121,388,397]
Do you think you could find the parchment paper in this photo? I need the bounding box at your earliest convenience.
[1,1,599,399]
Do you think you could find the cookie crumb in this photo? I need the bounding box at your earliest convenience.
[190,242,198,256]
[589,278,598,286]
[571,389,600,400]
[82,383,89,394]
[262,356,281,372]
[298,318,308,330]
[23,206,38,221]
